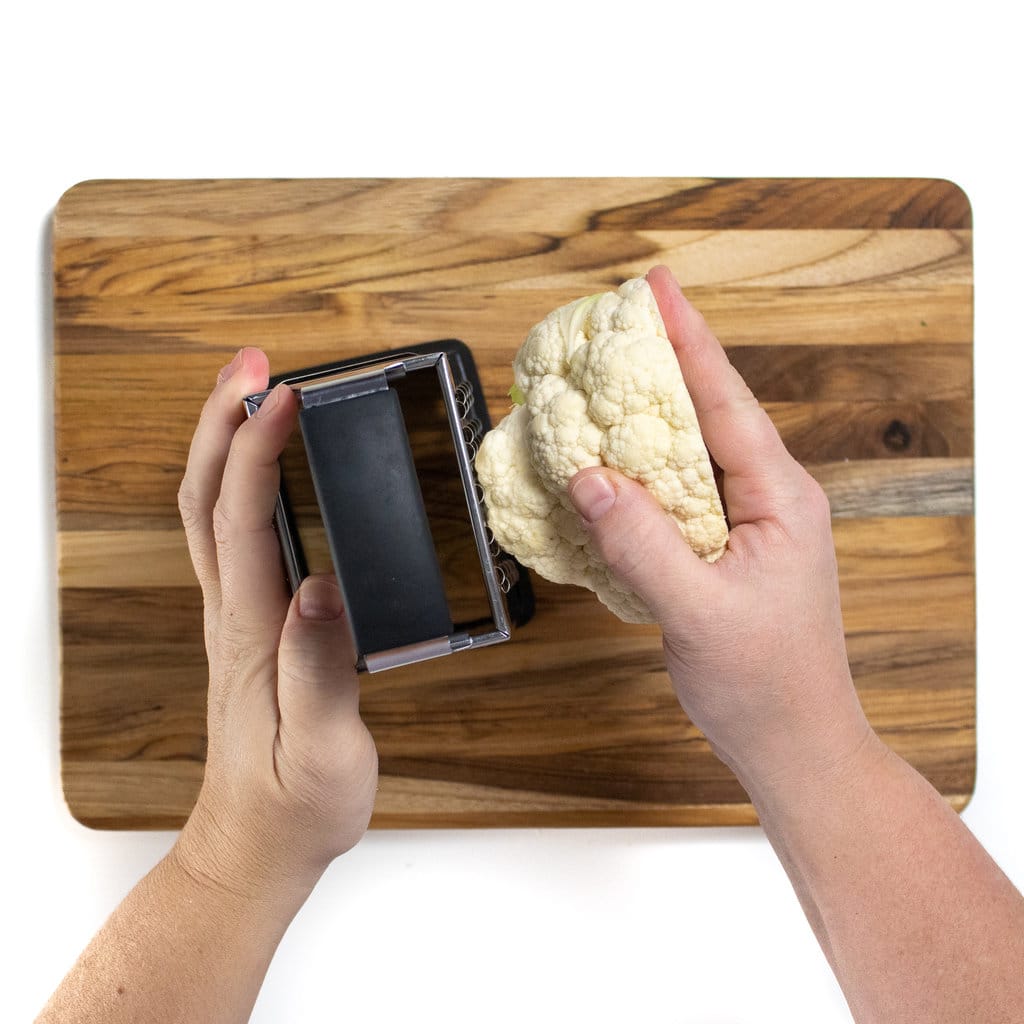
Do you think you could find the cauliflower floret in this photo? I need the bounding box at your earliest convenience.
[475,276,728,624]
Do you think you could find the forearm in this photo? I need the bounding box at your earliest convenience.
[741,730,1024,1024]
[37,838,311,1024]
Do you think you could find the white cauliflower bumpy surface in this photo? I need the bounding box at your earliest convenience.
[474,276,728,624]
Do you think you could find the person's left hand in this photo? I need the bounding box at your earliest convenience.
[172,348,378,900]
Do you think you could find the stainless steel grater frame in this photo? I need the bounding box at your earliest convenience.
[243,341,533,673]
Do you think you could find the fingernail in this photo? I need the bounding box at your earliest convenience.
[217,350,244,384]
[570,473,617,523]
[299,577,344,621]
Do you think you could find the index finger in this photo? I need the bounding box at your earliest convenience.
[179,347,271,604]
[647,265,806,519]
[212,382,298,648]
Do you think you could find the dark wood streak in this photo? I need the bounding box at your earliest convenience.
[588,178,973,230]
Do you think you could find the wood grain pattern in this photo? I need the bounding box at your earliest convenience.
[54,178,975,829]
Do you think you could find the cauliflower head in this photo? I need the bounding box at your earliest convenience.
[474,276,728,624]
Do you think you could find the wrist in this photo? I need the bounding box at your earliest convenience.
[718,673,884,808]
[171,798,322,918]
[734,715,888,818]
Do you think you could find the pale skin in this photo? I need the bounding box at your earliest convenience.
[39,350,378,1023]
[571,266,1024,1023]
[39,268,1024,1023]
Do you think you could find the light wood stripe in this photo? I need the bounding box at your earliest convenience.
[55,285,972,353]
[54,178,972,236]
[811,458,973,517]
[55,229,971,298]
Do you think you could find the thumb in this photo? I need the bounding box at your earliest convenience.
[277,574,362,730]
[568,468,709,624]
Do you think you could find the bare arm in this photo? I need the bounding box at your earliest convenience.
[745,734,1024,1023]
[36,844,308,1023]
[39,349,378,1022]
[569,265,1024,1023]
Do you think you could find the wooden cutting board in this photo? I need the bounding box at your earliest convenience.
[54,178,975,829]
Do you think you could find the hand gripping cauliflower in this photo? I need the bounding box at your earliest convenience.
[474,276,728,624]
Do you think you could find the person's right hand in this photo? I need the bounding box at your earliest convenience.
[568,266,878,792]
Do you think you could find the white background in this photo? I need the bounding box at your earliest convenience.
[5,2,1021,1021]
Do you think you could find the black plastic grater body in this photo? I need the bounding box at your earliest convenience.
[298,385,454,657]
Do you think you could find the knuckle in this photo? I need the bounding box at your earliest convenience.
[800,472,832,521]
[177,483,206,533]
[750,402,786,455]
[597,498,659,582]
[205,633,272,716]
[277,627,348,693]
[278,650,321,690]
[602,529,648,582]
[216,603,266,655]
[211,498,234,547]
[206,680,232,733]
